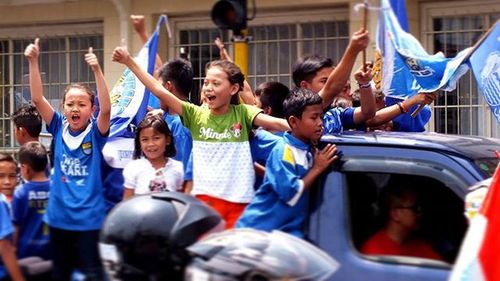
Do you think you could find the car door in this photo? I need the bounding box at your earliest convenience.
[307,144,480,281]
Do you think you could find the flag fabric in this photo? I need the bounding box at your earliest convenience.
[449,163,500,281]
[102,15,166,168]
[469,20,500,123]
[388,0,408,32]
[376,0,472,98]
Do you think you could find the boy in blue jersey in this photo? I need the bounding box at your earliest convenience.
[236,88,338,237]
[0,193,25,281]
[12,142,50,260]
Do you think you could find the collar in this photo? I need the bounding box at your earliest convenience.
[283,132,310,151]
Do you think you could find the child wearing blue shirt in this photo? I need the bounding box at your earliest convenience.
[0,193,24,281]
[26,39,110,281]
[12,142,50,260]
[237,88,339,237]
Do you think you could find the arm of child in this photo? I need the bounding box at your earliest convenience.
[24,38,55,125]
[366,92,437,127]
[112,46,184,116]
[85,47,110,135]
[319,28,369,109]
[0,239,25,281]
[352,66,376,124]
[253,113,290,132]
[123,188,134,200]
[215,37,255,105]
[301,144,338,190]
[131,15,163,70]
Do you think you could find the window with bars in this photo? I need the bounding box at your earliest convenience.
[425,11,500,137]
[174,19,349,105]
[0,35,103,152]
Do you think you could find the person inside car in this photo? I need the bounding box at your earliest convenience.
[360,182,443,261]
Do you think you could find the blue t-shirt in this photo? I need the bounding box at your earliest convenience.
[45,112,108,230]
[385,96,431,132]
[164,112,193,176]
[322,107,356,134]
[0,194,13,279]
[250,128,281,190]
[236,132,313,238]
[12,181,51,259]
[101,160,124,213]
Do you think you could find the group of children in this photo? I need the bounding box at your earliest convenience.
[0,15,438,281]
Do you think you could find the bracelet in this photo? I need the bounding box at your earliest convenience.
[397,102,408,114]
[358,82,371,89]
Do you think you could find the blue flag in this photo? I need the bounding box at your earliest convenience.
[389,0,408,32]
[469,20,500,123]
[103,15,166,168]
[377,0,472,98]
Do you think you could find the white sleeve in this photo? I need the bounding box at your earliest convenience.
[175,160,184,191]
[123,160,139,190]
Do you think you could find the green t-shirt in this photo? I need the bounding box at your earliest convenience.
[182,102,262,203]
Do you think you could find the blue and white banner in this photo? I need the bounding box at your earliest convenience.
[103,15,166,168]
[377,0,472,98]
[469,20,500,123]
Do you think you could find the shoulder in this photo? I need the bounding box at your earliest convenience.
[124,158,149,170]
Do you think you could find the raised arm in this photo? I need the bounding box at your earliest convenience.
[352,66,376,124]
[24,38,55,125]
[366,92,438,127]
[253,112,290,132]
[319,28,369,109]
[85,47,110,135]
[215,37,255,105]
[131,15,163,70]
[112,46,184,115]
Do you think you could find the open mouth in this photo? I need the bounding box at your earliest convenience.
[206,94,216,102]
[71,114,80,122]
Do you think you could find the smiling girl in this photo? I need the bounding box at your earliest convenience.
[113,47,289,228]
[122,114,183,199]
[25,39,110,281]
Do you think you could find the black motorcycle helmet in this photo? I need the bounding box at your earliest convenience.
[184,229,339,281]
[99,192,224,281]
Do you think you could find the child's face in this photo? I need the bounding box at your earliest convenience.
[290,104,324,143]
[0,161,17,197]
[202,67,239,115]
[139,127,169,162]
[63,88,95,131]
[302,67,334,94]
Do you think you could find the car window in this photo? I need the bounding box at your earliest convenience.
[346,172,467,265]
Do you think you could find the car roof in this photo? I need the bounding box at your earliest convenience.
[320,131,500,160]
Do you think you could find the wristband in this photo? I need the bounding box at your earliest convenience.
[358,82,371,89]
[397,102,408,114]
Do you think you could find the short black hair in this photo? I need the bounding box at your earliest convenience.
[283,87,323,121]
[19,141,48,172]
[158,58,194,98]
[0,153,16,166]
[11,105,42,138]
[255,82,290,118]
[292,55,334,87]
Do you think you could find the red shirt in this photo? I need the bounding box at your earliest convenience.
[360,230,442,261]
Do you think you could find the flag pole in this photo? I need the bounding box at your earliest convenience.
[362,0,368,71]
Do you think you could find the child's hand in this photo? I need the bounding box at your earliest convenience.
[84,47,100,72]
[112,45,132,65]
[130,15,146,35]
[348,28,369,53]
[215,37,224,50]
[354,64,373,85]
[24,38,40,62]
[407,92,438,106]
[313,144,339,172]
